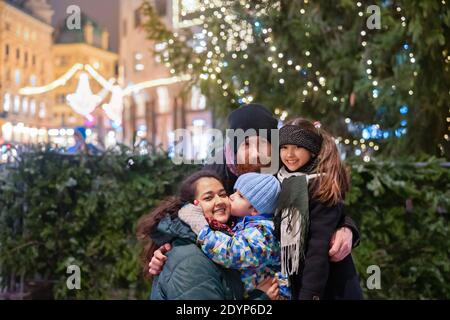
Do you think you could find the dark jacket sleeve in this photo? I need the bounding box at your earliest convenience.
[337,211,360,248]
[297,201,343,300]
[247,289,269,300]
[160,254,228,300]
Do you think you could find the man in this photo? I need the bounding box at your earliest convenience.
[67,126,102,156]
[150,103,358,274]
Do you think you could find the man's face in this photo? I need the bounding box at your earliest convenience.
[74,132,83,143]
[235,136,272,175]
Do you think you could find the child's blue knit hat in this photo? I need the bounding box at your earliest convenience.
[74,126,87,140]
[234,173,281,214]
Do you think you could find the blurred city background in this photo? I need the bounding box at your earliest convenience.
[0,0,213,160]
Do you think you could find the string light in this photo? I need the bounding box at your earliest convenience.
[164,1,439,153]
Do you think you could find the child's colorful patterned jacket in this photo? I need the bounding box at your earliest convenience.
[197,214,291,299]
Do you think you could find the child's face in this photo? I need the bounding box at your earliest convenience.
[229,190,257,217]
[280,144,312,171]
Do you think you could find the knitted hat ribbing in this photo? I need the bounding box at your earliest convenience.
[279,125,323,155]
[234,173,281,214]
[227,104,279,153]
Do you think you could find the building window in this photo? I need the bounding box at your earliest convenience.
[15,69,21,85]
[134,93,147,118]
[16,48,20,60]
[24,52,28,66]
[5,44,9,59]
[30,74,37,86]
[154,0,167,16]
[58,56,68,67]
[22,97,29,114]
[3,93,11,112]
[30,99,36,115]
[58,94,66,104]
[14,96,21,114]
[134,8,142,28]
[39,102,46,119]
[154,42,166,63]
[190,86,206,110]
[193,119,206,127]
[32,55,36,66]
[123,19,127,36]
[5,22,11,31]
[134,52,144,71]
[157,87,169,113]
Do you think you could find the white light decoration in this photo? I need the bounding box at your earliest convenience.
[102,85,124,125]
[3,93,11,112]
[1,122,13,141]
[38,102,46,119]
[123,74,191,95]
[14,96,20,113]
[30,99,36,115]
[66,72,102,117]
[191,86,207,110]
[173,0,202,28]
[22,97,29,114]
[19,63,84,95]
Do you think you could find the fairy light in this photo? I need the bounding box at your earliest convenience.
[163,0,425,142]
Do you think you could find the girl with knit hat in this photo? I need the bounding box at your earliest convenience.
[179,172,291,300]
[275,118,363,300]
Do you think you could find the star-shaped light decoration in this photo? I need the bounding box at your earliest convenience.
[66,72,102,117]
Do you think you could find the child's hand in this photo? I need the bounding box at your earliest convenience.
[257,277,280,300]
[178,203,208,235]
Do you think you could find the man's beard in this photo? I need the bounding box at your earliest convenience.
[235,162,271,176]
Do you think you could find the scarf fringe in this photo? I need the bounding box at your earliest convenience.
[280,206,308,276]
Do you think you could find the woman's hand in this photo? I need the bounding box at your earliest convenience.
[328,227,353,262]
[148,243,171,275]
[256,277,280,300]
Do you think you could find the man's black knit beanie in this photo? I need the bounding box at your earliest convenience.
[227,103,278,151]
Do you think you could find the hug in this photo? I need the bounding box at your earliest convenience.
[137,104,364,300]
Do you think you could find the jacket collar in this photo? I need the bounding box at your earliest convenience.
[236,213,272,224]
[149,214,197,246]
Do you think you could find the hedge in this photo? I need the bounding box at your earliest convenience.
[0,146,448,299]
[0,145,198,299]
[347,159,450,299]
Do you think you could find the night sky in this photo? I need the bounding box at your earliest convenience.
[48,0,120,52]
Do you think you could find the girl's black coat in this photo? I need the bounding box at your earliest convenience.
[290,200,363,300]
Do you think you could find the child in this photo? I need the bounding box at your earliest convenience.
[179,172,291,300]
[275,118,363,300]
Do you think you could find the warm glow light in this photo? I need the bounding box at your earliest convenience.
[19,64,84,95]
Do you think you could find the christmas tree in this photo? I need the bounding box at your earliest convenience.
[142,0,450,159]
